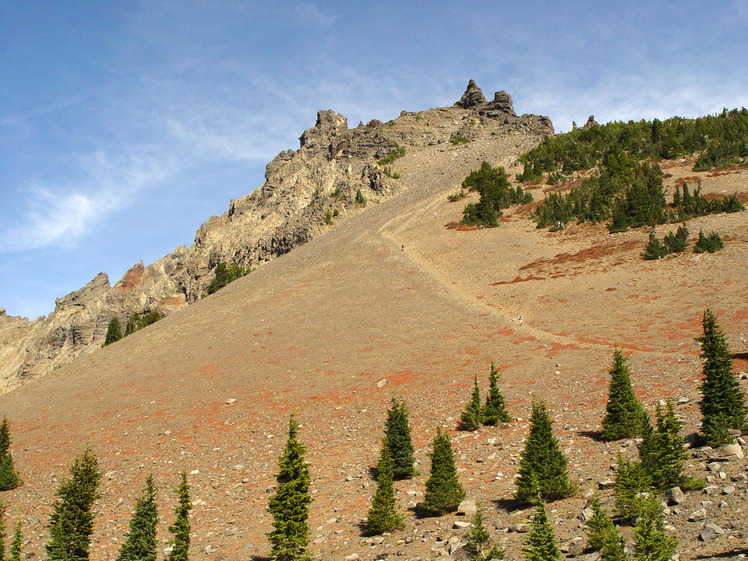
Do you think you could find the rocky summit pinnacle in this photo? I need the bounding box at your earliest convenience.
[455,79,486,108]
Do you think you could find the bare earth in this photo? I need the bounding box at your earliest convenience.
[1,131,747,561]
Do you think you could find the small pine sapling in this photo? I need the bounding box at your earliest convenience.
[482,362,511,426]
[460,375,482,431]
[613,455,650,522]
[632,496,677,561]
[8,520,22,561]
[601,348,646,441]
[522,497,561,561]
[267,415,312,561]
[515,398,574,504]
[116,474,158,561]
[166,472,191,561]
[384,398,416,480]
[466,505,505,560]
[361,440,404,536]
[697,309,748,446]
[419,429,465,516]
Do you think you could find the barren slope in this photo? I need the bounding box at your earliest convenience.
[1,120,747,561]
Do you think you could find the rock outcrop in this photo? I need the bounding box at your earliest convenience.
[0,82,553,391]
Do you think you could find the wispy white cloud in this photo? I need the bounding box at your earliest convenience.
[2,151,174,252]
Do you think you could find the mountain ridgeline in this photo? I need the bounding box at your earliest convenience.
[0,81,552,391]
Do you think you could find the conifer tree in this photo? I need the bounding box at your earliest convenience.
[116,474,158,561]
[104,316,123,346]
[633,496,677,561]
[460,375,482,431]
[466,505,505,560]
[522,498,561,561]
[639,400,694,490]
[362,440,404,536]
[515,398,574,504]
[613,455,649,522]
[267,415,312,561]
[384,398,415,480]
[7,520,21,561]
[482,362,511,426]
[601,348,646,440]
[419,428,465,516]
[46,447,102,561]
[586,496,615,551]
[166,472,191,561]
[599,526,628,561]
[0,417,21,491]
[698,308,748,446]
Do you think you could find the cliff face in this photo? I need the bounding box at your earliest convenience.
[0,82,553,391]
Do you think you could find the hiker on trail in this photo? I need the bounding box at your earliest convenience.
[518,315,523,325]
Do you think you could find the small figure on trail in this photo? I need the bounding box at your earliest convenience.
[518,315,523,325]
[401,244,405,251]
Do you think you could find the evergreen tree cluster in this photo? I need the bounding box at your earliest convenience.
[460,363,512,431]
[642,225,689,260]
[671,182,744,220]
[693,230,724,254]
[104,310,164,347]
[519,108,748,184]
[32,446,192,561]
[0,418,21,491]
[461,161,532,227]
[519,110,747,231]
[206,262,250,295]
[600,348,647,440]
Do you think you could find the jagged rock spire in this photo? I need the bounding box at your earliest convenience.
[455,79,486,108]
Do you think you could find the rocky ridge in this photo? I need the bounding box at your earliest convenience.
[0,81,553,391]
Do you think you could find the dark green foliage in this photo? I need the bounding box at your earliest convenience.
[384,399,415,480]
[267,416,312,561]
[633,496,678,561]
[116,474,158,561]
[521,110,748,230]
[642,232,666,260]
[8,519,21,561]
[0,418,21,491]
[698,309,748,446]
[522,499,561,561]
[362,441,404,536]
[450,135,471,145]
[382,166,400,179]
[482,362,511,426]
[419,429,465,517]
[693,230,724,253]
[663,224,689,253]
[613,455,650,522]
[466,505,505,560]
[124,311,163,336]
[46,447,102,561]
[586,496,615,551]
[461,161,532,227]
[670,182,744,220]
[515,398,574,504]
[643,224,690,259]
[104,316,123,346]
[206,262,248,295]
[601,348,646,440]
[460,376,482,431]
[638,401,690,490]
[355,189,367,205]
[166,472,191,561]
[447,190,467,202]
[377,144,406,166]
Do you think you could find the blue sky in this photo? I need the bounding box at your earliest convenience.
[1,1,747,319]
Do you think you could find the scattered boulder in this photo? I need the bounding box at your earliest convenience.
[456,499,477,517]
[700,522,724,541]
[665,486,686,505]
